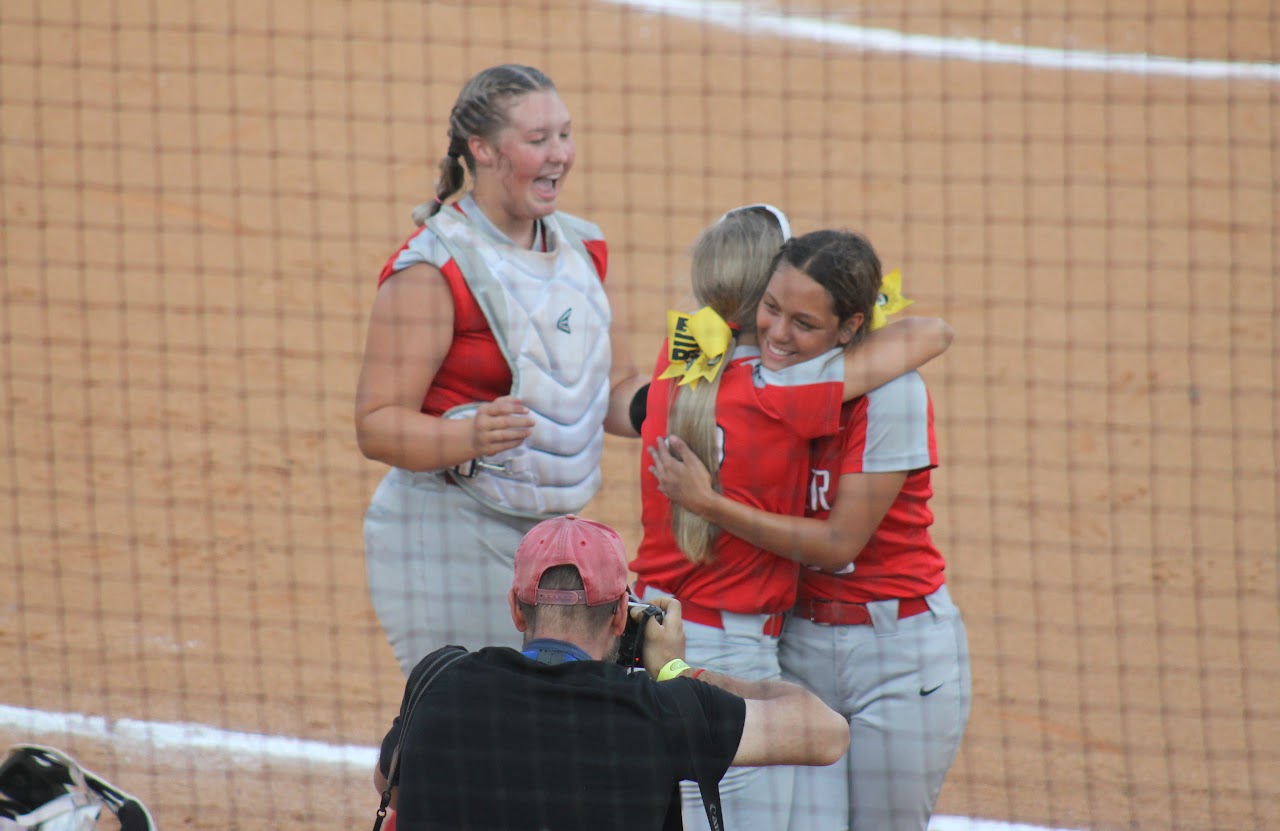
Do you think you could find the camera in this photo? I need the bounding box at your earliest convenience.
[616,593,664,669]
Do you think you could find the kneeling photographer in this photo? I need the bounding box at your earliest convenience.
[373,514,848,831]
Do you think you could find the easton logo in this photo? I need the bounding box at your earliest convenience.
[556,309,572,334]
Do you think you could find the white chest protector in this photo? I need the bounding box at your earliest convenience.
[425,207,612,518]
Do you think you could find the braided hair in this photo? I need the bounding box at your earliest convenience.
[411,64,557,226]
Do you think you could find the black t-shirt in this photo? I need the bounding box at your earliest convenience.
[378,645,747,831]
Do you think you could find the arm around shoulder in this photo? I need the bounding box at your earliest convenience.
[842,315,953,400]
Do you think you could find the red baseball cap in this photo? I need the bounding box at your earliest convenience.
[513,515,629,606]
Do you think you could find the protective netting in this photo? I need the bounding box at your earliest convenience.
[2,2,1276,829]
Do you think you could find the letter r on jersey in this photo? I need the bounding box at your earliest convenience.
[808,468,831,513]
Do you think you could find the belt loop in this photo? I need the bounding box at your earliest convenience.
[718,611,757,638]
[925,584,949,618]
[867,598,900,635]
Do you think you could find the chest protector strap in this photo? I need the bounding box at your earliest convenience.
[426,209,612,519]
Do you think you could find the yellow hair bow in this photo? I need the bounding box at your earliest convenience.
[657,307,735,389]
[869,268,913,331]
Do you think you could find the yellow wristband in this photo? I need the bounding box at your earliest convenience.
[657,658,693,682]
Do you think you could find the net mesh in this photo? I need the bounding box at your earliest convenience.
[1,1,1276,830]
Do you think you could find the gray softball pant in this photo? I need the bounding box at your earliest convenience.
[364,467,540,676]
[780,584,971,831]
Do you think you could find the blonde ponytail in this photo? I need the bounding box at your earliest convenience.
[667,331,737,564]
[666,205,788,564]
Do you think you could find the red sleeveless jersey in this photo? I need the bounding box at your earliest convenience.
[377,208,608,416]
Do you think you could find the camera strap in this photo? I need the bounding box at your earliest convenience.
[374,645,469,831]
[666,680,726,831]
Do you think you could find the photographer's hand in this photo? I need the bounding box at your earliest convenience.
[633,596,687,678]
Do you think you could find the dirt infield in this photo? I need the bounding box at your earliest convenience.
[2,1,1277,829]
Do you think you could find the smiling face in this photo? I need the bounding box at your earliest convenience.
[755,262,861,371]
[470,89,575,239]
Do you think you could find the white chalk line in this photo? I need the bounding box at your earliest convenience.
[603,0,1280,81]
[1,703,376,770]
[3,702,1088,831]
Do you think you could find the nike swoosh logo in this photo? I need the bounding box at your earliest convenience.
[919,684,944,696]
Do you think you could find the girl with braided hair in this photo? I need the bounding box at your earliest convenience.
[356,64,647,674]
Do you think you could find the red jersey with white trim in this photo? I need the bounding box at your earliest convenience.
[632,344,844,615]
[377,202,608,417]
[798,370,945,604]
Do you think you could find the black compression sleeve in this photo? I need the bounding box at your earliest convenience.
[629,382,650,434]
